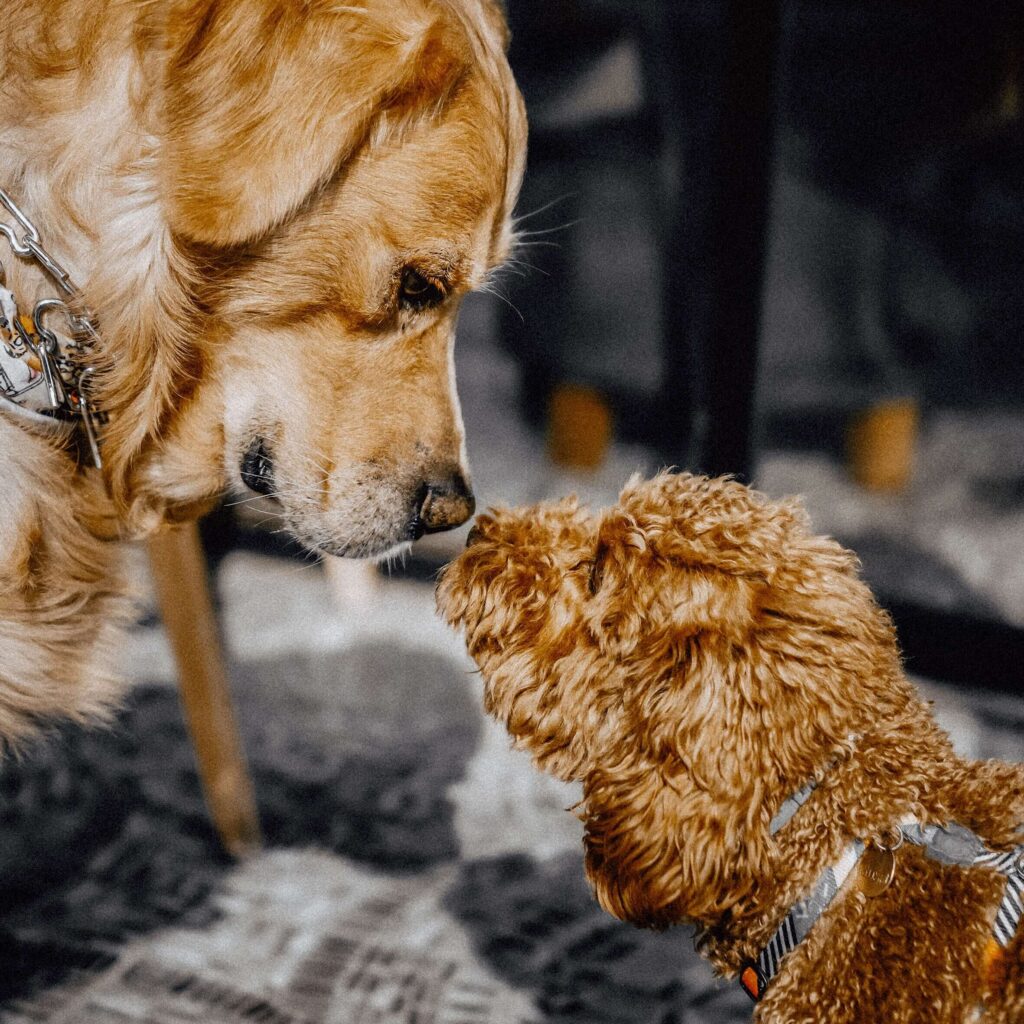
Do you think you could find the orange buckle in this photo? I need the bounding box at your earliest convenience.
[740,964,762,1001]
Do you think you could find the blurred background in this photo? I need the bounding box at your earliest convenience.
[3,3,1022,1022]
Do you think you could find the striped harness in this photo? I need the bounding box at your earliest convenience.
[740,783,1024,1002]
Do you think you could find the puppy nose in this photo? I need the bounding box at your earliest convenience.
[465,524,483,548]
[240,437,276,496]
[414,472,475,537]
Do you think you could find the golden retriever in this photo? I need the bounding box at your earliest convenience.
[0,0,526,738]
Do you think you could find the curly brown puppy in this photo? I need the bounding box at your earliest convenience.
[438,472,1024,1023]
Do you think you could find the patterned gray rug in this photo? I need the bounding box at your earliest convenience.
[0,635,747,1024]
[2,581,1022,1024]
[2,318,1022,1021]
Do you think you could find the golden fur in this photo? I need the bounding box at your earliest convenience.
[438,472,1024,1023]
[0,0,525,737]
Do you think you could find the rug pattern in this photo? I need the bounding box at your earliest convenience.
[1,624,1020,1023]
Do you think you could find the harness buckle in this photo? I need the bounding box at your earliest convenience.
[36,331,67,410]
[740,962,766,1001]
[77,366,103,468]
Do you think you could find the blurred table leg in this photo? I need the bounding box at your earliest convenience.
[148,522,262,858]
[547,384,613,469]
[695,0,783,480]
[324,554,381,609]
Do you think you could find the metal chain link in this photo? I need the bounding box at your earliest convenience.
[0,187,103,466]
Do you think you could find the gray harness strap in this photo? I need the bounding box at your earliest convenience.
[741,793,1024,1002]
[903,822,1024,949]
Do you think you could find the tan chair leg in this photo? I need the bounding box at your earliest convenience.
[846,398,920,493]
[323,554,381,609]
[147,521,262,858]
[547,384,613,470]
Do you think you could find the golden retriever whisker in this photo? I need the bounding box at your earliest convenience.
[509,239,563,251]
[511,220,583,239]
[475,282,525,323]
[511,192,576,226]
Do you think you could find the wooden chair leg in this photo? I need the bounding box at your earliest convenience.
[147,522,262,858]
[846,398,920,493]
[324,555,381,610]
[547,384,613,470]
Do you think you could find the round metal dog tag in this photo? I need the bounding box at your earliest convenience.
[859,846,896,898]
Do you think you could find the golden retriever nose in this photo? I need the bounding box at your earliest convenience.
[240,437,276,497]
[414,473,475,537]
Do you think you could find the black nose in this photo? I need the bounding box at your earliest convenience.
[240,437,276,497]
[413,472,475,538]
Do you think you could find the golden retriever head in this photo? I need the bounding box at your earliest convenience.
[438,473,913,927]
[89,0,525,557]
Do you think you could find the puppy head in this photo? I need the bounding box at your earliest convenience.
[440,472,907,927]
[437,496,631,778]
[98,0,526,557]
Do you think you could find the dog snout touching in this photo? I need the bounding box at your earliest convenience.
[413,472,475,538]
[240,437,276,497]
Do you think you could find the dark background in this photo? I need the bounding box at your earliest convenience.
[488,0,1024,692]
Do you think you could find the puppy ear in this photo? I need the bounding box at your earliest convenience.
[616,471,806,580]
[585,508,758,665]
[580,661,772,927]
[161,0,470,246]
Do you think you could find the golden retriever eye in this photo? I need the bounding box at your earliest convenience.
[399,267,446,311]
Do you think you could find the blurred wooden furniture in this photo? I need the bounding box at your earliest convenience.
[665,2,1022,693]
[324,555,380,608]
[147,522,262,857]
[547,384,613,469]
[846,398,919,492]
[688,0,782,482]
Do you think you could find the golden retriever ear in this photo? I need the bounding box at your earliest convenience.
[478,0,513,51]
[162,0,470,246]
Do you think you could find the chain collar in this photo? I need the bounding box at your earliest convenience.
[0,187,104,467]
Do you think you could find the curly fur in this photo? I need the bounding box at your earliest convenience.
[1,0,524,736]
[438,471,1024,1023]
